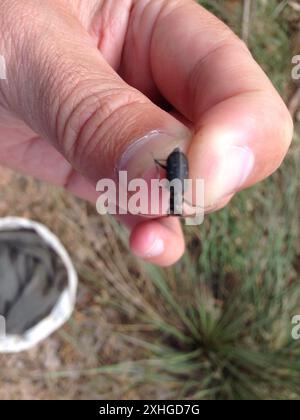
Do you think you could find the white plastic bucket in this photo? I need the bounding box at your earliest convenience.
[0,217,77,353]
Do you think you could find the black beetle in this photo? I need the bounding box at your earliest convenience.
[154,147,189,216]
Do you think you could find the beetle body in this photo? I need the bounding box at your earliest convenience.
[155,147,189,216]
[166,147,189,185]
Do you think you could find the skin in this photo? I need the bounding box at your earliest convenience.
[0,0,293,266]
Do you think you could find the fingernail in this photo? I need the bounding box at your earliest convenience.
[117,129,191,183]
[133,237,165,259]
[205,145,254,207]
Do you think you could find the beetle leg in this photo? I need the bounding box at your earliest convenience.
[153,159,167,181]
[154,159,167,170]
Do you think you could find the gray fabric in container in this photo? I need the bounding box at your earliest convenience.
[0,229,68,335]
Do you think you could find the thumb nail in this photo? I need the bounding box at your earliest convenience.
[117,129,191,183]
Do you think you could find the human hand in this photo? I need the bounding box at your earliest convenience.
[0,0,293,266]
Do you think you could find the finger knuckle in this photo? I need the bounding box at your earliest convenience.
[56,81,146,167]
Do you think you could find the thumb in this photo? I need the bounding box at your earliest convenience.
[1,2,190,188]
